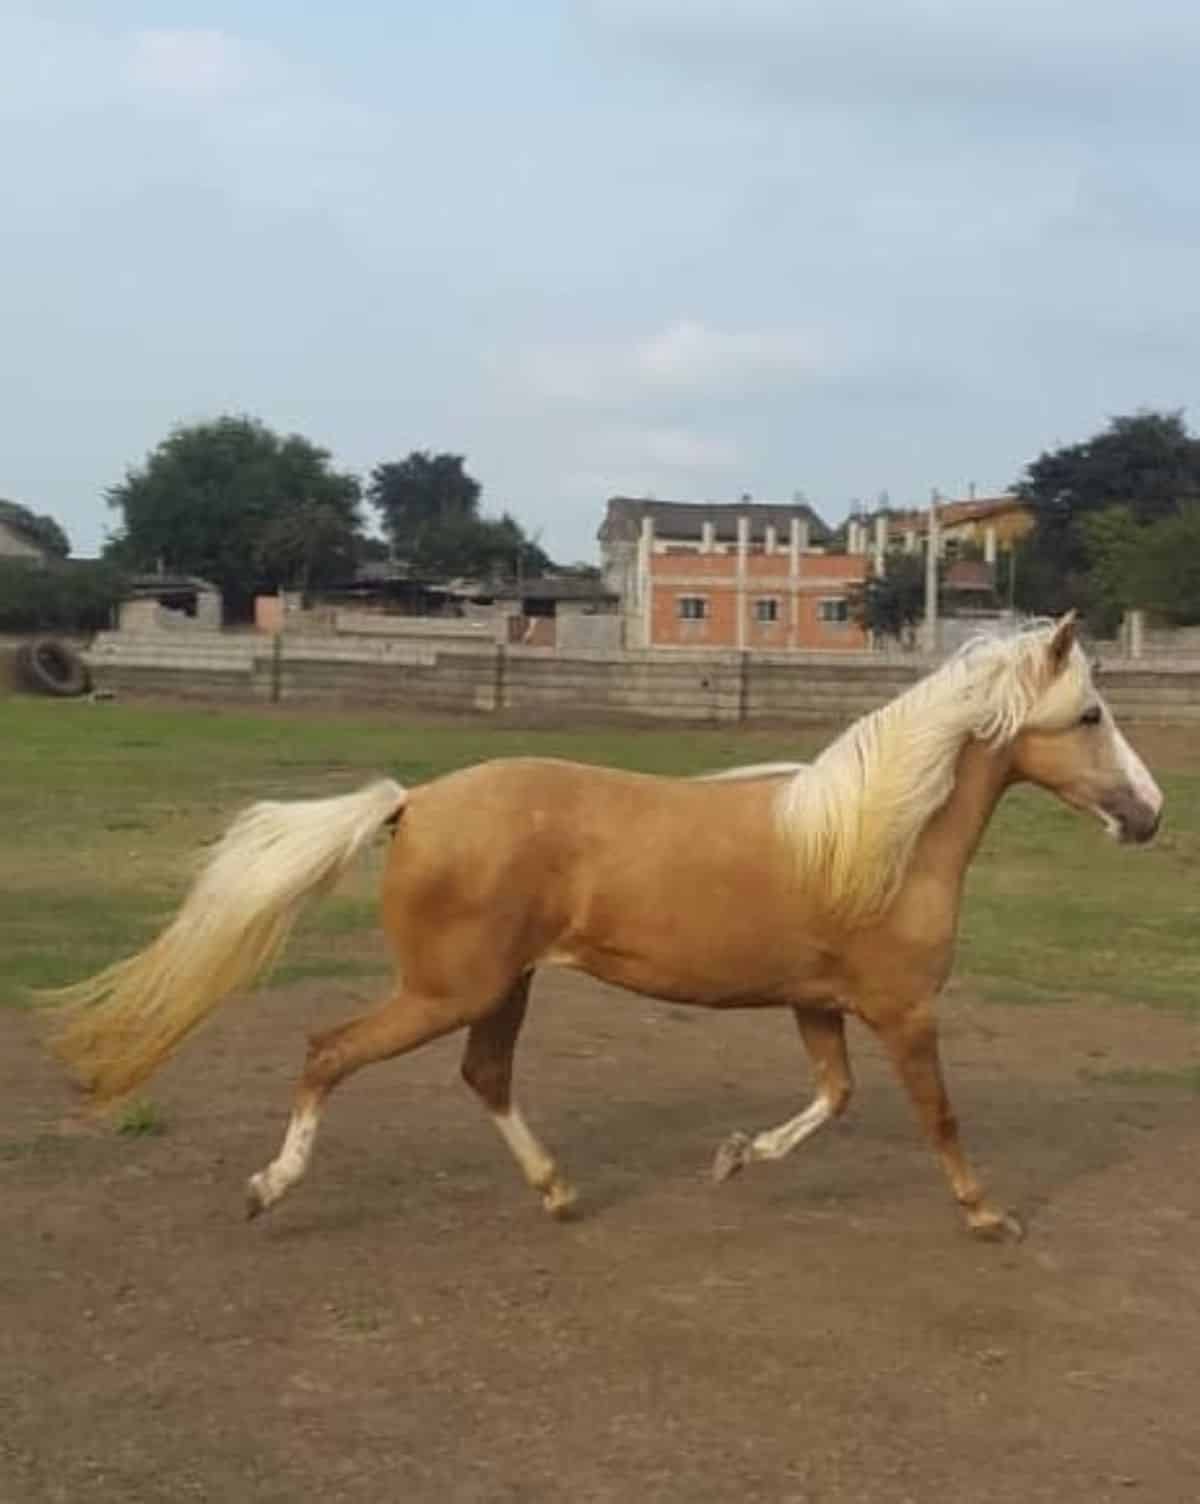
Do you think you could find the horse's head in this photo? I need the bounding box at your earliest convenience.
[1008,613,1163,844]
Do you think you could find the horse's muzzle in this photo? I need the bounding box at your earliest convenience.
[1104,789,1162,845]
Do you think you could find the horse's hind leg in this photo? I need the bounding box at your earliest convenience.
[871,1001,1022,1242]
[245,988,475,1218]
[713,1007,852,1182]
[460,974,576,1218]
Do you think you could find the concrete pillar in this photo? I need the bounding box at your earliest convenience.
[924,491,940,655]
[736,514,749,651]
[1127,609,1144,659]
[788,518,801,571]
[701,520,715,554]
[637,515,654,648]
[788,519,801,650]
[873,514,888,577]
[984,526,997,565]
[765,523,777,555]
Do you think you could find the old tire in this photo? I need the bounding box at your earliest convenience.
[16,638,92,698]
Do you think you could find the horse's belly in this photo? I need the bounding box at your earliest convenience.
[538,938,839,1010]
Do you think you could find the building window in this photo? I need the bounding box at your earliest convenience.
[677,595,708,621]
[818,597,849,625]
[754,597,779,624]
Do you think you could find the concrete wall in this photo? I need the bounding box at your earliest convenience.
[556,608,623,653]
[1139,625,1200,660]
[330,610,497,643]
[81,629,1200,724]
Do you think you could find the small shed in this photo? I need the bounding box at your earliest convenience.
[488,576,621,650]
[118,574,223,631]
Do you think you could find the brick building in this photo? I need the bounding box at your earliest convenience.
[599,497,868,651]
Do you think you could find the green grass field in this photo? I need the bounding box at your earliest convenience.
[2,697,1197,1013]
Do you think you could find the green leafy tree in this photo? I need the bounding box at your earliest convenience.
[105,416,363,618]
[1127,506,1200,625]
[1014,410,1200,623]
[253,500,361,605]
[367,452,481,556]
[1077,507,1143,635]
[853,551,930,642]
[0,558,125,631]
[0,499,70,558]
[367,451,551,579]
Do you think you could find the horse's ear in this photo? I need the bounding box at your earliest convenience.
[1047,610,1078,673]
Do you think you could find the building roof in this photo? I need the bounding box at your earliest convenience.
[491,575,618,603]
[599,496,831,546]
[124,573,220,597]
[855,494,1028,535]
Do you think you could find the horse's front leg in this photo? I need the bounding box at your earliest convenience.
[870,999,1023,1241]
[713,1007,852,1181]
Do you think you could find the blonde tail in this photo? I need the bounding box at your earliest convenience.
[44,778,407,1105]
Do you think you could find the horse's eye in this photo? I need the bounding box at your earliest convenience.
[1079,705,1102,727]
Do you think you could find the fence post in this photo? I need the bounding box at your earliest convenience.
[493,643,506,713]
[738,650,750,723]
[270,632,282,704]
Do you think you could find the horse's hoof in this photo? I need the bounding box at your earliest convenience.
[542,1179,578,1220]
[245,1174,270,1220]
[967,1206,1025,1243]
[712,1130,751,1184]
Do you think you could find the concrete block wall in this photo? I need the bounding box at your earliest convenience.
[86,630,258,701]
[80,630,1200,725]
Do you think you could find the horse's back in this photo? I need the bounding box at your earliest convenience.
[382,755,825,1005]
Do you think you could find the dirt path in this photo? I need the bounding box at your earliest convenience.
[3,975,1199,1503]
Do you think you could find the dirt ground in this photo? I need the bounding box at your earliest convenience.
[3,972,1199,1504]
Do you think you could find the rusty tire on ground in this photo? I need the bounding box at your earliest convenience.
[16,638,91,698]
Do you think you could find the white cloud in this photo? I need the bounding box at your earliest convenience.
[510,318,831,405]
[639,425,740,467]
[636,319,824,389]
[123,29,267,100]
[0,13,393,222]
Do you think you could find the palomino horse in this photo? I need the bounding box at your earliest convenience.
[48,614,1162,1240]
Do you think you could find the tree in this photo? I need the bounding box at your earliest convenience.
[853,551,930,643]
[0,498,70,558]
[253,500,361,605]
[366,451,552,579]
[1014,410,1200,624]
[367,452,481,557]
[105,416,364,618]
[1077,507,1143,633]
[0,558,125,632]
[1122,506,1200,625]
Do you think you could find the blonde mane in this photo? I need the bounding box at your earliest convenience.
[777,622,1090,926]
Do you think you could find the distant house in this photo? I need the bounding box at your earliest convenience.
[0,514,52,562]
[488,574,621,651]
[598,496,867,651]
[118,574,223,631]
[846,494,1034,571]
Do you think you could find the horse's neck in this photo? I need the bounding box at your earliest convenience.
[907,737,1012,894]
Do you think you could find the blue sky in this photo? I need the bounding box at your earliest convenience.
[3,1,1199,561]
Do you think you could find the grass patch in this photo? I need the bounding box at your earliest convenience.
[115,1099,167,1137]
[1080,1065,1200,1092]
[956,777,1200,1011]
